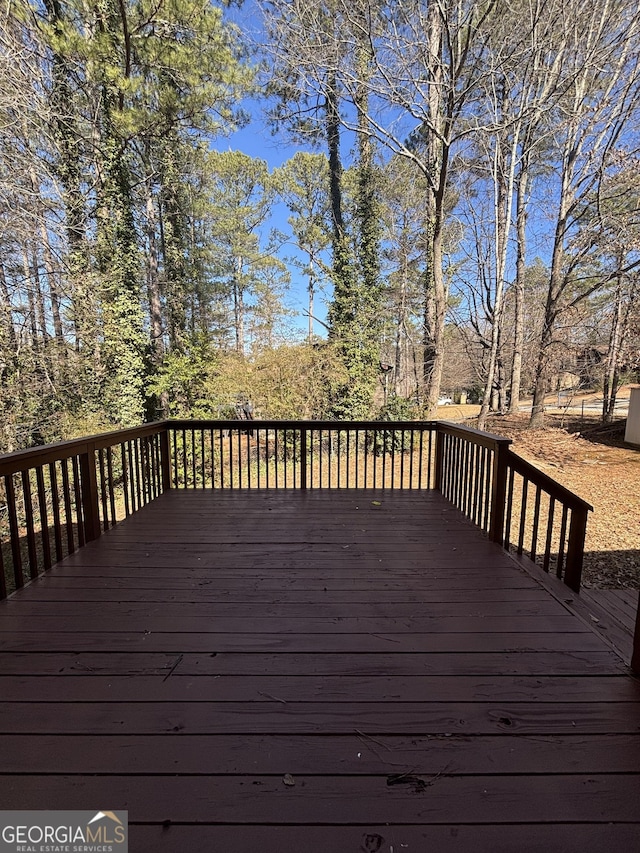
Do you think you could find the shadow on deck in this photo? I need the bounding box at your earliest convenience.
[1,488,639,851]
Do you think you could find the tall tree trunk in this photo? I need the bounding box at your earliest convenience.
[233,256,245,355]
[422,4,447,417]
[144,166,169,418]
[509,152,530,414]
[308,259,314,343]
[602,265,629,424]
[394,249,409,396]
[478,102,520,430]
[21,247,41,354]
[39,221,65,355]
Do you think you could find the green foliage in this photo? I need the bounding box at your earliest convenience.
[367,395,418,455]
[148,336,219,418]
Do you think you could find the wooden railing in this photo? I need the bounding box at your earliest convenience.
[0,423,168,599]
[0,419,595,604]
[168,420,435,490]
[502,450,592,593]
[435,423,593,593]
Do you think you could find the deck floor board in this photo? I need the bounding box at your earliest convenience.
[1,488,638,851]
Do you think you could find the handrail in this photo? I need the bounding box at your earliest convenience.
[434,421,512,542]
[0,423,168,598]
[0,422,167,476]
[0,418,595,603]
[503,449,593,592]
[506,450,593,514]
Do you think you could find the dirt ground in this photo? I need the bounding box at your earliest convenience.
[482,411,640,589]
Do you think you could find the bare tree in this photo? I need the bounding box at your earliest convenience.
[528,0,640,427]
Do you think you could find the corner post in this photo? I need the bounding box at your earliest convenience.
[631,591,640,675]
[489,441,510,545]
[80,441,101,542]
[160,425,172,491]
[564,506,588,592]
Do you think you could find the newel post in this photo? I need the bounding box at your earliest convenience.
[489,440,510,545]
[564,506,588,593]
[80,441,101,543]
[160,426,172,491]
[631,591,640,675]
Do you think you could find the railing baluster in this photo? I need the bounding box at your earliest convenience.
[98,450,108,531]
[72,456,85,548]
[172,429,179,488]
[482,450,492,533]
[6,475,23,589]
[61,459,75,552]
[126,441,135,511]
[274,430,279,489]
[200,430,205,489]
[300,428,307,490]
[517,477,528,555]
[49,462,63,561]
[152,436,159,498]
[530,485,542,563]
[219,429,225,489]
[543,497,556,573]
[106,449,117,525]
[133,439,142,508]
[363,430,369,487]
[556,505,569,578]
[36,466,52,571]
[121,445,130,517]
[181,429,187,488]
[21,470,38,579]
[504,466,515,550]
[255,429,261,488]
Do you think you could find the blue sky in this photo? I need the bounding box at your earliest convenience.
[213,93,335,340]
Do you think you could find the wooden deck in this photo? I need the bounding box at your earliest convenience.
[1,488,639,851]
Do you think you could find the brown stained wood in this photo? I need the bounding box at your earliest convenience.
[38,560,539,578]
[0,487,637,844]
[0,650,622,676]
[1,600,569,619]
[2,774,640,823]
[0,633,615,656]
[31,572,538,589]
[1,700,638,734]
[2,674,639,703]
[22,586,553,603]
[583,588,638,631]
[2,733,640,775]
[128,824,640,853]
[0,614,587,633]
